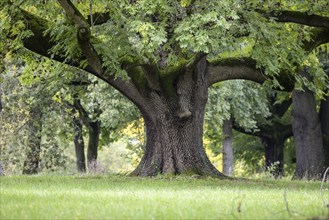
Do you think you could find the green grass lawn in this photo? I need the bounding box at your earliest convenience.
[0,175,328,219]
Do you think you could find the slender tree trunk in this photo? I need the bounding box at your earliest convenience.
[320,95,329,168]
[131,58,224,177]
[87,121,101,169]
[222,118,234,176]
[22,107,42,174]
[71,98,101,171]
[73,116,86,172]
[261,137,284,178]
[292,71,325,179]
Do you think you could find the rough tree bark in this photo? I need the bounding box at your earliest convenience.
[73,115,86,172]
[292,70,326,179]
[319,94,329,168]
[222,118,234,176]
[22,107,42,174]
[131,58,224,177]
[319,55,329,169]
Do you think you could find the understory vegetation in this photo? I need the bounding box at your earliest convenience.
[1,175,328,219]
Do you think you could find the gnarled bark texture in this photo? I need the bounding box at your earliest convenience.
[292,71,326,179]
[131,59,224,177]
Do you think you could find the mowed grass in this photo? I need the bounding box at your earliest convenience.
[0,175,328,219]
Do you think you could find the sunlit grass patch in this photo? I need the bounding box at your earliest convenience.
[1,175,328,219]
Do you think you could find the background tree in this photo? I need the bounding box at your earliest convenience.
[292,53,329,179]
[233,91,292,177]
[205,80,270,176]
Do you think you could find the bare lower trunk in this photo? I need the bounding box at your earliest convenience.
[131,58,225,177]
[23,107,42,175]
[131,108,223,177]
[87,121,100,169]
[320,95,329,168]
[261,137,284,178]
[222,118,234,176]
[292,71,325,179]
[73,117,86,172]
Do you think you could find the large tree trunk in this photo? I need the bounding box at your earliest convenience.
[87,121,101,169]
[222,118,234,176]
[292,71,325,179]
[131,58,224,177]
[320,95,329,168]
[261,137,284,178]
[73,116,86,172]
[22,107,42,174]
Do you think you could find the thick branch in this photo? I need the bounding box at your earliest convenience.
[260,10,329,29]
[270,97,292,118]
[56,1,149,112]
[303,28,329,52]
[57,0,89,28]
[233,118,292,141]
[232,119,262,137]
[207,57,267,85]
[20,3,148,114]
[208,27,329,89]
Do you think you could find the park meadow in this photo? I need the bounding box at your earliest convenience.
[1,175,328,219]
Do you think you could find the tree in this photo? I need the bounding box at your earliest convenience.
[318,52,329,168]
[2,0,329,176]
[205,80,271,176]
[70,98,101,171]
[67,77,140,172]
[0,56,80,174]
[233,91,292,177]
[292,68,327,179]
[71,104,86,172]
